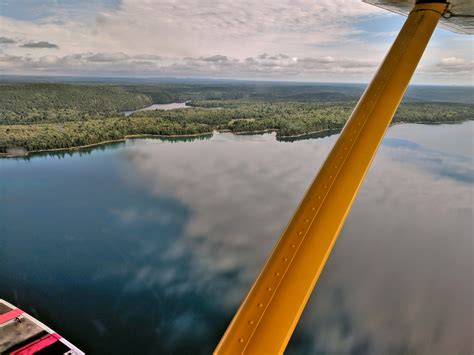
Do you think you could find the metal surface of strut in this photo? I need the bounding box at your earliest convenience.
[215,1,448,354]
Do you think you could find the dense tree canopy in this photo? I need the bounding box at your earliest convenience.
[0,82,472,155]
[0,83,152,124]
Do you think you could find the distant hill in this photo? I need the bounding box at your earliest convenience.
[1,75,471,104]
[404,85,473,104]
[0,83,152,124]
[0,80,472,155]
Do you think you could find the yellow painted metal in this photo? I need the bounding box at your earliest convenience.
[214,2,447,354]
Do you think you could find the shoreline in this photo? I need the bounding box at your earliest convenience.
[278,128,341,139]
[0,120,470,158]
[232,128,278,135]
[0,128,330,158]
[0,132,213,158]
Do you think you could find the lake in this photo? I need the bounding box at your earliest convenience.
[0,122,472,354]
[123,102,189,116]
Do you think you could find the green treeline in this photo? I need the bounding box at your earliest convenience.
[0,82,473,155]
[134,101,354,136]
[0,83,152,124]
[0,117,211,153]
[393,102,474,123]
[132,100,474,137]
[120,83,362,104]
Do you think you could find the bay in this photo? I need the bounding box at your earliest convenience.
[0,122,472,354]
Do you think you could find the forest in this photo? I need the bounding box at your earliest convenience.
[0,83,152,124]
[0,82,473,155]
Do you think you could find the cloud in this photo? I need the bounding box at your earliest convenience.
[20,40,59,48]
[435,56,474,73]
[116,126,473,354]
[133,54,162,60]
[200,55,229,62]
[87,52,129,62]
[7,122,469,352]
[413,56,474,83]
[1,48,472,83]
[383,138,474,183]
[0,0,471,83]
[38,55,60,64]
[0,0,389,78]
[0,36,16,44]
[1,0,383,57]
[0,53,24,70]
[0,51,380,79]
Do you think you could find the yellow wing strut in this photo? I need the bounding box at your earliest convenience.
[215,2,448,354]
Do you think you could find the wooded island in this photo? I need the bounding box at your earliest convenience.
[1,81,472,155]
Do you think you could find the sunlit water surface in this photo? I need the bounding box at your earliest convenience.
[123,102,189,116]
[0,122,472,354]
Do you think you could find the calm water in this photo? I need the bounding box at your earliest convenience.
[0,122,472,354]
[123,102,189,116]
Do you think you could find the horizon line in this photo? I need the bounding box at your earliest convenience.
[1,73,472,87]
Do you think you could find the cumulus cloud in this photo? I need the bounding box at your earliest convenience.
[87,52,129,62]
[0,51,379,79]
[114,126,472,354]
[20,40,59,48]
[0,0,471,83]
[0,36,16,44]
[0,0,390,80]
[0,0,383,58]
[0,53,24,70]
[413,56,474,83]
[200,55,229,62]
[38,55,60,64]
[435,56,474,73]
[133,54,162,60]
[0,49,471,83]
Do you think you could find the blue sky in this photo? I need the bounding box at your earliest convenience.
[0,0,121,21]
[0,0,472,84]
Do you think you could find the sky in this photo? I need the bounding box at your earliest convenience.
[0,0,472,84]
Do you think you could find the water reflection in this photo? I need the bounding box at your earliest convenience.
[8,134,212,162]
[277,129,341,142]
[123,102,190,116]
[0,122,472,354]
[123,124,472,354]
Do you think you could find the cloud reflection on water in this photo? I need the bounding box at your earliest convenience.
[118,125,472,354]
